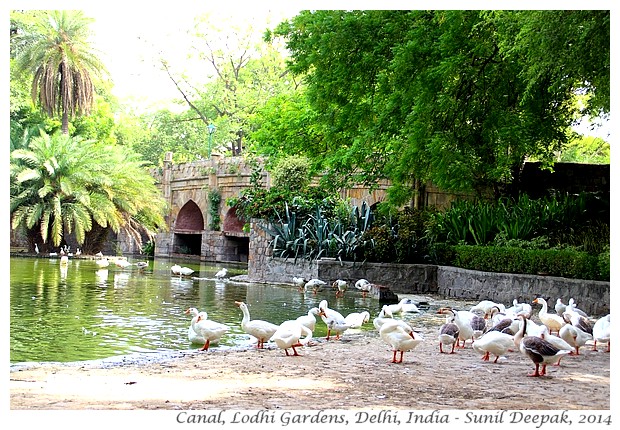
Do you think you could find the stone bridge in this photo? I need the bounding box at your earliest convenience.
[152,153,404,263]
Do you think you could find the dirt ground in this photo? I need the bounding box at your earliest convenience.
[9,319,610,411]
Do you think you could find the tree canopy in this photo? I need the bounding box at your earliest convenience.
[265,10,610,203]
[13,10,109,134]
[10,132,167,253]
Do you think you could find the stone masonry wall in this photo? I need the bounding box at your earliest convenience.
[437,266,610,316]
[248,217,610,316]
[316,260,438,294]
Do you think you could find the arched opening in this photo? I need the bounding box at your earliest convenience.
[173,200,204,256]
[222,206,249,262]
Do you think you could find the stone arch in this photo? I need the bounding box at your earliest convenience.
[222,206,245,233]
[175,200,204,231]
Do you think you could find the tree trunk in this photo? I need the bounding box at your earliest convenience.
[61,110,69,134]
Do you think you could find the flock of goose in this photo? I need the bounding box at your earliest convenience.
[435,297,611,376]
[184,275,611,377]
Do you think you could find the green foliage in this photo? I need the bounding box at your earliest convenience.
[558,135,610,164]
[260,201,374,263]
[12,10,108,134]
[268,10,609,202]
[270,155,311,191]
[10,132,167,253]
[207,188,222,231]
[362,207,433,263]
[453,245,602,281]
[141,240,155,257]
[597,246,610,282]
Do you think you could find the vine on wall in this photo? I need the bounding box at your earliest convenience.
[208,188,222,231]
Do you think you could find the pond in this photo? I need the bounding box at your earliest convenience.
[13,256,443,364]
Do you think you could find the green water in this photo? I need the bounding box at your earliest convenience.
[10,256,380,364]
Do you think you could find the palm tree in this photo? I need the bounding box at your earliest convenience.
[14,10,107,134]
[10,132,168,254]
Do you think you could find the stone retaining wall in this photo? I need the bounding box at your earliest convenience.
[247,221,610,316]
[437,266,610,316]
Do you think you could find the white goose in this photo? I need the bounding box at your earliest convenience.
[344,311,371,329]
[317,299,346,340]
[191,311,230,352]
[373,305,394,331]
[385,298,419,314]
[269,320,313,356]
[114,259,132,269]
[566,298,589,318]
[185,307,205,344]
[179,266,195,277]
[96,258,110,268]
[293,276,307,292]
[235,301,279,349]
[472,330,515,363]
[379,319,424,363]
[515,315,572,377]
[332,279,348,298]
[304,278,327,294]
[533,297,565,335]
[555,299,567,317]
[354,279,372,298]
[470,300,506,319]
[171,264,182,275]
[559,322,592,355]
[296,307,321,332]
[215,268,228,279]
[592,314,611,352]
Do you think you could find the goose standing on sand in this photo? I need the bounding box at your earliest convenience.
[354,279,372,298]
[373,305,394,331]
[566,298,589,318]
[470,300,506,319]
[437,307,483,348]
[379,319,424,363]
[559,322,592,355]
[438,315,460,354]
[269,320,313,356]
[592,314,611,352]
[191,311,230,352]
[318,299,346,340]
[533,297,565,335]
[472,330,515,363]
[515,315,572,377]
[235,301,279,349]
[555,299,567,317]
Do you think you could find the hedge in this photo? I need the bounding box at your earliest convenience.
[452,245,606,281]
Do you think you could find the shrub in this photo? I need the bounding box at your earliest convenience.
[453,245,602,280]
[270,155,311,191]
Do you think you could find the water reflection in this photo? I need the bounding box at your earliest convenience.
[10,257,382,364]
[11,256,485,365]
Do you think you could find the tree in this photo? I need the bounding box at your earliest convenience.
[10,132,167,254]
[270,10,610,204]
[13,10,108,134]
